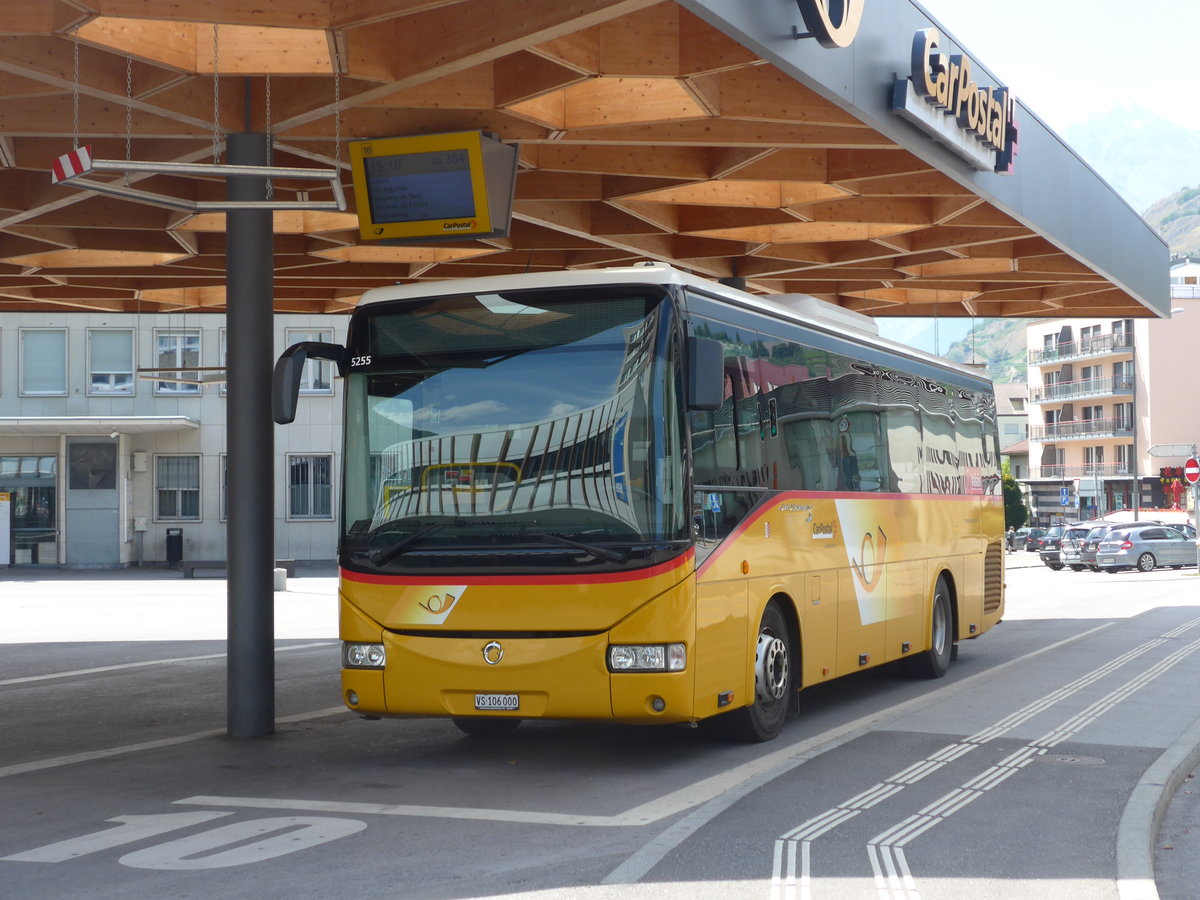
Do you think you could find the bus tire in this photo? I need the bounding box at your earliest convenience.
[725,600,793,743]
[912,576,952,679]
[451,716,522,737]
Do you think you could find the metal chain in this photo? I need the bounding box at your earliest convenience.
[265,74,273,200]
[211,23,220,164]
[71,28,79,149]
[124,56,133,183]
[333,47,342,169]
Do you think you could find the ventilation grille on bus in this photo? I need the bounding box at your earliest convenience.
[983,541,1003,613]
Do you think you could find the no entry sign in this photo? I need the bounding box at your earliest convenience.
[1185,457,1200,485]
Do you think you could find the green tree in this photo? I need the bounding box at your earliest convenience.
[1002,459,1027,529]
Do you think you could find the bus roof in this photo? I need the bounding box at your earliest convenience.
[356,263,993,387]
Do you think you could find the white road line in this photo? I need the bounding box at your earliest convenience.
[0,642,337,687]
[767,615,1200,898]
[0,706,348,780]
[867,633,1200,899]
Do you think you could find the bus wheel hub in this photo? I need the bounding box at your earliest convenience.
[756,633,789,702]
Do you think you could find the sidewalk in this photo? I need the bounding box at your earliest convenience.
[1,562,339,643]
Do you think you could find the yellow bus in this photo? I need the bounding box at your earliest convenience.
[274,264,1004,741]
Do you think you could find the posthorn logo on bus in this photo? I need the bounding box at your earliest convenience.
[794,0,866,49]
[482,641,504,665]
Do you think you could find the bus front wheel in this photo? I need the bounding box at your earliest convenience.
[911,577,953,679]
[725,600,793,742]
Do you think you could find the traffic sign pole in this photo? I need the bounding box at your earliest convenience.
[1187,458,1200,572]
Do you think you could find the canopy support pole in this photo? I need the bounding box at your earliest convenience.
[226,132,276,739]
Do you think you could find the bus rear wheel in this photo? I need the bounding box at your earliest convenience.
[911,576,953,679]
[452,716,522,737]
[725,600,793,743]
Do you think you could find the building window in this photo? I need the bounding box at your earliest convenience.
[87,329,134,395]
[1115,402,1134,430]
[1116,444,1132,473]
[288,454,333,519]
[285,329,334,393]
[156,455,200,520]
[1011,398,1025,412]
[20,328,67,395]
[155,330,201,395]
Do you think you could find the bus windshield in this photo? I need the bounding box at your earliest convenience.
[341,286,688,570]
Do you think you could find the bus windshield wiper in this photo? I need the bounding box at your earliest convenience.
[370,521,453,566]
[536,532,628,563]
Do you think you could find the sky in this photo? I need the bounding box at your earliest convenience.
[876,0,1197,354]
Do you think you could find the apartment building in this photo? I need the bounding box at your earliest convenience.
[0,312,346,567]
[1023,260,1200,523]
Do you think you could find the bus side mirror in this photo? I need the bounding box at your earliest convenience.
[687,336,723,411]
[272,341,349,424]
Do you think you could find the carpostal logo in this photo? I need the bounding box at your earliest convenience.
[794,0,866,49]
[812,522,837,540]
[442,219,477,231]
[416,585,467,624]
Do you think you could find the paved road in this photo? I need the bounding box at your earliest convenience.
[1,559,1199,899]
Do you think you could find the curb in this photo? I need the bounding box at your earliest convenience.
[1116,713,1200,900]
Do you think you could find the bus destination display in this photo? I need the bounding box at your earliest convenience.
[364,149,476,225]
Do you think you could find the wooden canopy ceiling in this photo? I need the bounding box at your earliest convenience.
[0,0,1151,318]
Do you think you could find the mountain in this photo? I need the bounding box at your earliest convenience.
[1064,105,1200,215]
[1143,188,1200,257]
[941,318,1027,384]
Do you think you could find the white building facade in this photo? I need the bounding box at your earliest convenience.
[0,312,346,567]
[1023,261,1200,523]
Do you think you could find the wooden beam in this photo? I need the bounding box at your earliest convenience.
[561,77,706,129]
[710,65,863,126]
[495,52,588,106]
[558,120,889,148]
[531,144,712,179]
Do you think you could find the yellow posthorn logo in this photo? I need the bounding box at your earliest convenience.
[415,586,467,624]
[851,527,887,593]
[796,0,866,49]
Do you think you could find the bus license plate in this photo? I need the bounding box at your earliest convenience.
[475,693,519,711]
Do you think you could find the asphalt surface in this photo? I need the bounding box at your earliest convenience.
[1,555,1199,900]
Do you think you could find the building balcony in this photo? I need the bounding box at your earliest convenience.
[1029,463,1132,480]
[1028,332,1134,366]
[1028,417,1133,442]
[1029,375,1134,404]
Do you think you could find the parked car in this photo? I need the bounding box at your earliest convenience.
[1038,525,1069,570]
[1079,524,1111,570]
[1059,524,1097,571]
[1076,521,1163,571]
[1096,524,1198,572]
[1023,528,1046,551]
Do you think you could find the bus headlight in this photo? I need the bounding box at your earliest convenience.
[608,643,686,672]
[343,642,386,668]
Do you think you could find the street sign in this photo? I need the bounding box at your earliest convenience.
[1185,458,1200,485]
[1149,443,1198,457]
[1060,486,1070,505]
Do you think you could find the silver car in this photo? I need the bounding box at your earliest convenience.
[1096,525,1198,572]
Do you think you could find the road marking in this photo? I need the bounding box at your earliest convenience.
[868,633,1200,900]
[0,642,337,687]
[177,625,1121,836]
[0,706,348,780]
[767,616,1200,899]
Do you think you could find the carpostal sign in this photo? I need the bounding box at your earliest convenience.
[891,27,1019,174]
